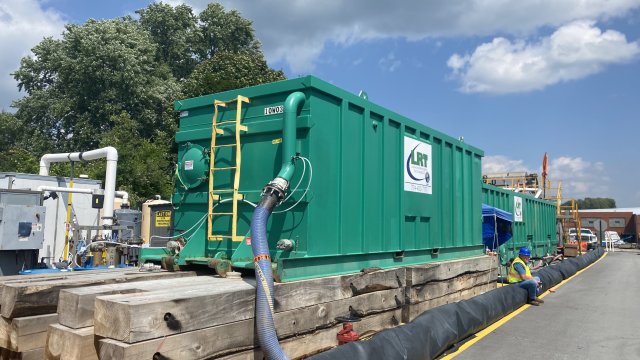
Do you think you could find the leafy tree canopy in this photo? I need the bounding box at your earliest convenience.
[8,3,285,205]
[562,197,616,209]
[183,51,285,98]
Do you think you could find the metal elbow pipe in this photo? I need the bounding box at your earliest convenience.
[115,191,129,206]
[276,92,306,182]
[39,147,118,176]
[38,147,119,229]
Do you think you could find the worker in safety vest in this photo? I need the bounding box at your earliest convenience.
[508,247,544,306]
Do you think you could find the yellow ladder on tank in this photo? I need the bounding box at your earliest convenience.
[208,95,250,242]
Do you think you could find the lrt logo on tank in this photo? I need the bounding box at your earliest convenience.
[404,137,432,194]
[407,146,431,183]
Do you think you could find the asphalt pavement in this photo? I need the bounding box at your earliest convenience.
[455,249,640,360]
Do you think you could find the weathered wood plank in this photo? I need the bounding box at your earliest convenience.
[19,348,43,360]
[218,309,403,360]
[403,282,496,322]
[94,268,405,343]
[98,308,403,360]
[45,324,97,360]
[406,256,497,286]
[274,287,403,338]
[274,267,405,312]
[1,270,194,318]
[58,275,213,329]
[0,269,134,310]
[407,269,494,304]
[0,314,58,352]
[94,279,256,343]
[0,347,43,360]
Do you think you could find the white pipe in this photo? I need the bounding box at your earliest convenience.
[39,147,119,229]
[37,186,129,206]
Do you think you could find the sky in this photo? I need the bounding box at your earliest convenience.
[1,0,639,206]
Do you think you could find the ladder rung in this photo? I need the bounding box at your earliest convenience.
[209,235,245,241]
[212,144,236,148]
[211,212,233,216]
[213,122,248,132]
[212,166,237,170]
[214,100,227,106]
[212,189,234,193]
[216,120,237,126]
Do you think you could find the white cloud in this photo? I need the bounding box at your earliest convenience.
[378,52,401,72]
[483,155,610,200]
[167,0,640,72]
[482,155,531,174]
[0,0,65,110]
[448,20,640,93]
[543,156,608,198]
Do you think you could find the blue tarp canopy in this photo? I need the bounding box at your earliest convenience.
[482,204,513,250]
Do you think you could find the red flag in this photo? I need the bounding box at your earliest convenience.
[542,152,548,178]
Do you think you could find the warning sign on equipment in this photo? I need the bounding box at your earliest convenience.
[155,210,171,227]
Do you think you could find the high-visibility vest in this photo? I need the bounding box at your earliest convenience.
[508,256,531,283]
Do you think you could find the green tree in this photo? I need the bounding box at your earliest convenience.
[562,197,616,209]
[98,113,175,204]
[137,3,200,79]
[183,51,285,98]
[197,3,261,59]
[13,18,180,152]
[0,112,40,173]
[10,3,284,204]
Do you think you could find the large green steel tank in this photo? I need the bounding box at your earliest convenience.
[481,183,557,264]
[141,76,485,281]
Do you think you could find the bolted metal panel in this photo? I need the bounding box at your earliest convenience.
[0,190,46,251]
[143,76,485,281]
[482,183,557,263]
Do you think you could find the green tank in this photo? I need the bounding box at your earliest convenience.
[141,76,485,281]
[481,183,557,264]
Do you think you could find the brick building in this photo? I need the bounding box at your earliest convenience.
[578,208,640,242]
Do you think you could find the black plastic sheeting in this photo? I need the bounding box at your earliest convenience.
[309,247,604,360]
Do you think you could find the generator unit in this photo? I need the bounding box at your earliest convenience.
[0,189,46,275]
[140,76,485,282]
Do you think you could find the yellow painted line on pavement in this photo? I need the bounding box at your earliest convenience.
[442,252,608,359]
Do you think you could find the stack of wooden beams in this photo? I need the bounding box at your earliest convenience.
[0,255,498,359]
[403,256,498,322]
[47,275,233,360]
[93,267,406,359]
[0,269,193,359]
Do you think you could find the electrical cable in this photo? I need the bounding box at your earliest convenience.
[279,156,306,204]
[151,198,258,242]
[273,156,313,214]
[174,164,189,191]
